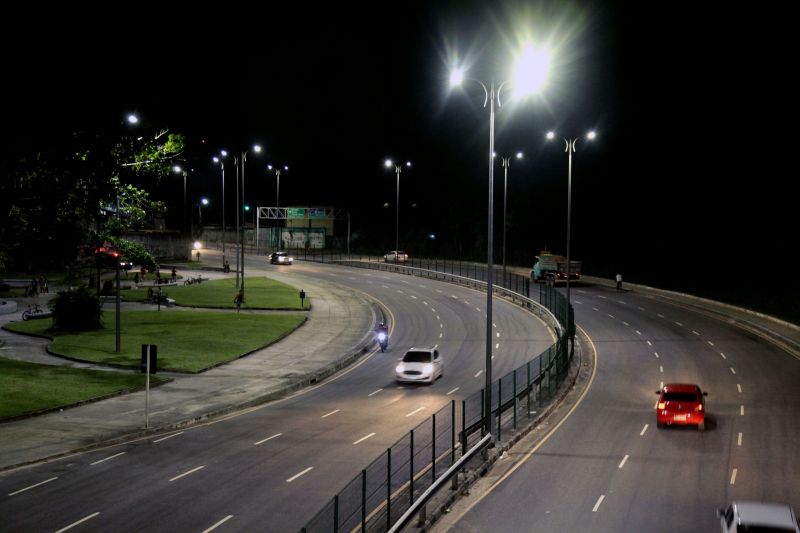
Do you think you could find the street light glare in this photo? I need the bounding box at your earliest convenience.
[212,157,219,163]
[173,165,182,173]
[254,145,262,153]
[405,161,411,167]
[449,68,464,87]
[516,152,524,159]
[385,159,393,168]
[587,131,597,140]
[220,150,228,157]
[201,198,209,206]
[127,114,138,124]
[546,131,556,140]
[512,45,550,99]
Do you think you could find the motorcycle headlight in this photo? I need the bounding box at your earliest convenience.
[378,332,387,341]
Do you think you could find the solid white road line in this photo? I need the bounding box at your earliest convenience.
[592,495,605,512]
[353,433,376,445]
[406,407,426,417]
[730,468,737,485]
[618,455,629,469]
[640,424,649,436]
[153,432,184,443]
[202,515,234,533]
[738,432,742,446]
[90,452,126,466]
[474,370,483,378]
[55,512,100,533]
[737,384,742,393]
[286,467,313,483]
[368,389,383,397]
[254,433,282,446]
[447,387,460,395]
[169,465,205,482]
[8,477,58,496]
[322,409,340,418]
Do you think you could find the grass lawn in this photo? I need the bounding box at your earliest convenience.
[0,357,168,421]
[5,310,305,373]
[124,276,303,309]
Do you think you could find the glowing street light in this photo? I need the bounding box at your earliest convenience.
[385,159,411,263]
[267,164,289,207]
[173,165,189,235]
[497,151,524,283]
[212,151,229,268]
[448,44,549,439]
[234,145,262,294]
[546,130,596,333]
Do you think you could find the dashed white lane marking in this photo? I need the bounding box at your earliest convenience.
[720,352,727,359]
[353,433,376,445]
[436,289,442,293]
[598,295,607,299]
[201,515,234,533]
[730,367,736,375]
[496,332,500,338]
[436,315,440,320]
[397,290,404,294]
[423,301,428,305]
[622,321,629,327]
[439,333,443,338]
[660,382,663,389]
[322,409,340,418]
[495,343,500,349]
[654,352,659,358]
[638,307,645,311]
[286,467,313,483]
[476,307,481,312]
[618,454,630,469]
[368,389,383,397]
[738,432,743,446]
[740,405,745,416]
[169,465,205,482]
[406,406,426,417]
[592,307,599,311]
[618,300,626,305]
[607,314,615,319]
[493,323,497,328]
[675,322,683,327]
[440,324,443,329]
[90,452,126,465]
[55,512,100,533]
[730,468,738,485]
[464,300,470,306]
[447,387,460,395]
[411,295,418,300]
[708,341,715,346]
[592,495,606,512]
[640,424,649,436]
[154,432,184,443]
[737,384,742,393]
[474,370,483,378]
[692,330,700,336]
[382,285,389,288]
[635,330,642,336]
[254,433,282,446]
[659,366,663,373]
[646,341,652,346]
[657,314,665,318]
[8,477,58,496]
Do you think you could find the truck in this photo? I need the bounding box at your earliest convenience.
[531,251,582,283]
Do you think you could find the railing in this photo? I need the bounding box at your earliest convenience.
[298,251,575,532]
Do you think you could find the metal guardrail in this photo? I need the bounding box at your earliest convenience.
[282,251,575,533]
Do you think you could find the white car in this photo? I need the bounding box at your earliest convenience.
[396,347,443,384]
[718,501,799,532]
[269,251,294,265]
[384,250,409,263]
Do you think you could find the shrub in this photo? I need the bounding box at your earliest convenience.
[50,286,104,331]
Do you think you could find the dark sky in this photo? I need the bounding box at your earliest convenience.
[3,1,796,315]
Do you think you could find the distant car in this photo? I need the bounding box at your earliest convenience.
[718,501,800,532]
[384,250,409,263]
[656,383,707,430]
[396,347,443,384]
[269,251,294,265]
[119,261,134,271]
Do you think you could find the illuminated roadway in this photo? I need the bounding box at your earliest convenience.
[434,284,800,532]
[0,260,554,532]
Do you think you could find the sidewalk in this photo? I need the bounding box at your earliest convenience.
[0,270,382,471]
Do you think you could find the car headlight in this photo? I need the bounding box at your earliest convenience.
[422,364,433,374]
[396,364,405,373]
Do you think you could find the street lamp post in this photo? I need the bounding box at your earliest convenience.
[213,151,228,267]
[547,130,596,333]
[449,44,550,439]
[235,145,262,296]
[499,151,523,285]
[384,159,411,262]
[173,166,189,235]
[198,197,209,226]
[268,164,289,207]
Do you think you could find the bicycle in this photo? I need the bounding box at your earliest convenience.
[22,303,52,321]
[183,275,205,285]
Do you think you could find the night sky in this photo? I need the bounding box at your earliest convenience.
[3,2,796,320]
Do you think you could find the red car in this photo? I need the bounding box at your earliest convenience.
[656,383,707,431]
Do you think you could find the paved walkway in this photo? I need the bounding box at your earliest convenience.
[0,264,381,470]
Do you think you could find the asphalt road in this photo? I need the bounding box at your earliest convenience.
[0,261,554,532]
[434,284,800,532]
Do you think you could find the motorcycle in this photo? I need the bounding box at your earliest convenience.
[377,330,388,352]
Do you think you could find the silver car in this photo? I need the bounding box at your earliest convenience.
[396,347,443,384]
[384,250,409,263]
[718,501,800,532]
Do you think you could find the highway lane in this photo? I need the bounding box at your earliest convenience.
[0,261,554,532]
[436,284,800,532]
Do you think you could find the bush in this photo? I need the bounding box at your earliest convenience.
[50,287,104,331]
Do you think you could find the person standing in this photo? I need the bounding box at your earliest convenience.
[234,289,244,313]
[616,273,623,291]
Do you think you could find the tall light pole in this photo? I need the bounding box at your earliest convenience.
[547,130,596,332]
[449,43,550,439]
[173,165,189,235]
[498,151,523,284]
[213,150,228,267]
[268,164,289,207]
[198,197,209,225]
[384,159,411,262]
[235,145,262,296]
